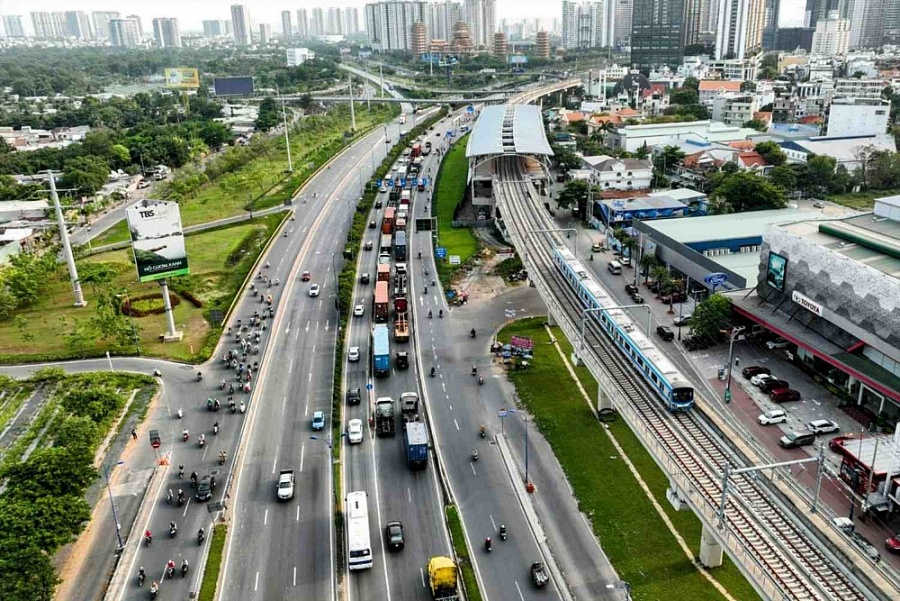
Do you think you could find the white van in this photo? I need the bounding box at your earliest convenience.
[607,260,623,275]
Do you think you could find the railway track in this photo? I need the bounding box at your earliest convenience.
[493,155,876,600]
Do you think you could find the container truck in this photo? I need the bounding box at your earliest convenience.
[394,230,407,261]
[403,421,429,470]
[374,282,389,322]
[375,397,395,436]
[380,233,393,255]
[382,207,396,235]
[372,325,391,377]
[376,263,391,283]
[400,392,420,421]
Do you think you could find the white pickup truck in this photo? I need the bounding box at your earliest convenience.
[277,469,295,501]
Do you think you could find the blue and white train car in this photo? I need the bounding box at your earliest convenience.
[553,247,695,411]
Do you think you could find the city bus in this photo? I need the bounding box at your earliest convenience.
[345,491,373,571]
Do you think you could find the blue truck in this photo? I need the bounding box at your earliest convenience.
[403,422,429,470]
[372,324,391,377]
[394,230,407,261]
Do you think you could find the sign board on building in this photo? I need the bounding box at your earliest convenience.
[509,55,528,65]
[704,272,729,287]
[435,247,447,258]
[765,252,788,292]
[792,290,823,317]
[164,68,199,89]
[125,200,190,283]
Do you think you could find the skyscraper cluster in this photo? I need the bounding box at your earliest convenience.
[224,5,361,45]
[153,18,182,48]
[363,1,492,52]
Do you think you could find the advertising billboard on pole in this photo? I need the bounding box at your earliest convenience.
[126,201,190,282]
[213,76,255,96]
[164,68,200,89]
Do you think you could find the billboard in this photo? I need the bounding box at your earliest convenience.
[126,201,190,283]
[213,76,255,96]
[765,252,787,292]
[164,68,200,89]
[509,55,528,65]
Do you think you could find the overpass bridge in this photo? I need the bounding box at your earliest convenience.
[472,79,899,601]
[299,94,509,106]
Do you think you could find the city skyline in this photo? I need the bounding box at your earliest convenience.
[3,0,806,34]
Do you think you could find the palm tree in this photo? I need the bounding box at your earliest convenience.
[639,254,658,284]
[621,236,638,263]
[667,278,685,315]
[707,195,734,215]
[650,265,669,299]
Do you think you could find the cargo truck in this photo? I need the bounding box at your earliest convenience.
[394,230,407,261]
[400,392,420,421]
[382,207,396,235]
[375,397,395,436]
[428,557,459,600]
[372,324,391,377]
[380,233,393,255]
[374,281,389,322]
[376,263,391,283]
[394,315,409,342]
[403,422,429,470]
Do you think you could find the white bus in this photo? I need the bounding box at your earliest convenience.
[346,491,373,570]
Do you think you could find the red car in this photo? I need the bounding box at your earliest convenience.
[770,388,801,403]
[301,271,311,282]
[742,365,771,379]
[887,534,900,554]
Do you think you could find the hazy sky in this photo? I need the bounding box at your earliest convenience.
[1,0,807,33]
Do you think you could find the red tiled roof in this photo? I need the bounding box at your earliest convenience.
[699,80,743,92]
[753,111,773,123]
[738,151,767,167]
[798,115,823,124]
[682,151,724,169]
[563,111,585,122]
[590,114,623,125]
[615,107,641,117]
[728,140,756,151]
[641,83,667,98]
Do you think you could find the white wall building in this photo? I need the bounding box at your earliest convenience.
[109,18,141,47]
[711,94,760,126]
[230,4,253,46]
[286,48,316,66]
[583,155,653,190]
[833,77,887,98]
[826,97,890,137]
[811,10,849,56]
[715,0,765,60]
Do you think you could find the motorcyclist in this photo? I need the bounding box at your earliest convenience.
[484,537,492,551]
[190,471,198,487]
[138,567,146,586]
[198,433,206,447]
[144,530,152,546]
[178,464,184,479]
[149,581,159,596]
[166,559,176,578]
[470,328,476,338]
[182,428,190,441]
[196,371,203,381]
[499,524,507,539]
[177,489,185,505]
[177,406,183,418]
[198,528,205,543]
[480,424,486,437]
[472,449,479,461]
[478,375,484,385]
[472,365,477,376]
[219,450,227,464]
[428,309,432,318]
[166,489,173,504]
[181,559,189,576]
[439,309,443,318]
[169,521,177,537]
[430,366,435,377]
[153,368,161,377]
[213,421,219,435]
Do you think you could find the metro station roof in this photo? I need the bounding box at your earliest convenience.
[465,104,553,158]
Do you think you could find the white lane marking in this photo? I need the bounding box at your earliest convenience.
[181,500,191,516]
[289,363,293,374]
[454,419,460,430]
[515,581,524,601]
[407,487,412,504]
[282,395,287,413]
[448,404,453,411]
[285,321,290,333]
[470,462,477,476]
[305,321,310,332]
[293,566,297,587]
[254,571,259,591]
[272,454,278,474]
[296,506,300,522]
[300,444,305,472]
[489,515,496,530]
[420,567,426,588]
[441,382,447,393]
[309,372,313,382]
[313,344,316,353]
[324,319,330,331]
[264,509,268,526]
[295,329,300,341]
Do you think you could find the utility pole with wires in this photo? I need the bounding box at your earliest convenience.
[276,85,293,172]
[347,73,357,131]
[48,171,87,307]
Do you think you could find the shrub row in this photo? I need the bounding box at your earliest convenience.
[120,293,181,317]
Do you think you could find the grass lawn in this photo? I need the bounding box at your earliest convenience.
[434,135,479,285]
[827,188,896,210]
[90,220,130,247]
[0,215,282,363]
[499,317,759,601]
[446,505,482,601]
[198,524,227,601]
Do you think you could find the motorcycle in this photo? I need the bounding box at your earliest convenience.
[177,491,185,507]
[219,451,227,466]
[198,529,205,545]
[169,523,177,538]
[181,560,189,578]
[153,369,162,377]
[166,564,175,579]
[470,329,476,338]
[166,489,173,505]
[190,472,198,488]
[499,525,507,541]
[478,375,484,385]
[439,310,443,318]
[182,429,190,442]
[428,309,432,319]
[484,537,492,552]
[479,425,486,438]
[144,533,152,547]
[430,367,435,377]
[219,379,226,390]
[177,465,184,479]
[149,583,159,598]
[213,422,219,436]
[471,449,479,461]
[230,401,237,414]
[240,401,246,414]
[196,371,203,382]
[177,407,183,419]
[198,434,206,448]
[137,570,146,587]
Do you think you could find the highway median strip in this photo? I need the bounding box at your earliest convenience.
[198,523,227,601]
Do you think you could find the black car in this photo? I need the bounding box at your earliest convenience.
[196,475,215,501]
[624,284,639,295]
[396,352,409,369]
[741,365,770,379]
[368,220,377,229]
[360,273,370,284]
[656,326,675,341]
[374,200,383,209]
[386,521,405,550]
[346,387,361,405]
[630,292,644,304]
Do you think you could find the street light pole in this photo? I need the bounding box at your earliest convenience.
[277,85,293,173]
[104,461,125,552]
[724,326,745,404]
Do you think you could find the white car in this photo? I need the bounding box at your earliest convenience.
[348,346,360,362]
[347,419,364,444]
[379,184,388,193]
[353,304,365,316]
[807,419,840,435]
[308,284,320,297]
[751,373,777,387]
[766,338,791,350]
[758,409,787,425]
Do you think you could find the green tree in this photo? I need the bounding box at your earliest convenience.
[669,87,698,106]
[754,141,787,166]
[555,179,597,215]
[0,537,59,601]
[62,155,109,195]
[255,96,280,132]
[691,293,733,341]
[769,164,798,194]
[708,195,734,215]
[743,119,769,132]
[551,144,581,171]
[3,447,96,499]
[716,172,786,212]
[653,146,686,185]
[802,155,837,196]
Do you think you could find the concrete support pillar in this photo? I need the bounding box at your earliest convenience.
[596,384,613,412]
[570,351,582,367]
[699,524,724,568]
[546,312,556,327]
